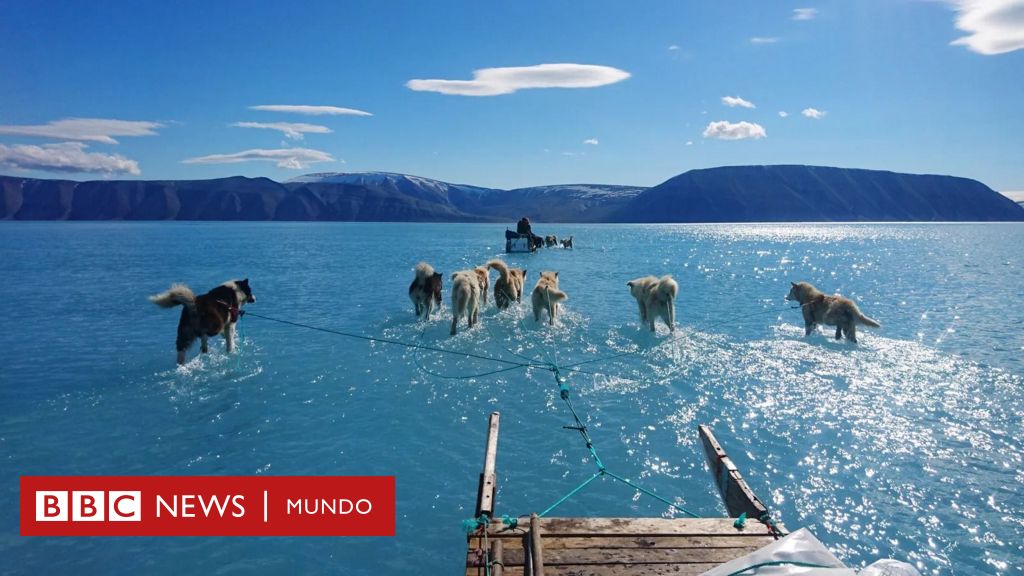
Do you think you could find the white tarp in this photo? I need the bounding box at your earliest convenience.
[701,528,921,576]
[701,528,853,575]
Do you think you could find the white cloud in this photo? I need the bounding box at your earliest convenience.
[406,63,631,96]
[0,142,140,175]
[778,111,789,118]
[722,95,756,109]
[231,122,332,140]
[750,37,781,44]
[0,118,162,144]
[667,44,680,51]
[182,148,335,169]
[249,104,373,116]
[583,138,599,145]
[685,141,694,146]
[949,0,1024,55]
[702,120,767,140]
[802,107,827,119]
[1001,190,1024,202]
[793,8,818,20]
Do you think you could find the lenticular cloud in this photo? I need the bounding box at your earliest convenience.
[406,63,631,96]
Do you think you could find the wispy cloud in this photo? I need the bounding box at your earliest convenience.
[802,107,827,119]
[249,105,373,116]
[406,63,631,96]
[750,37,781,44]
[231,122,332,140]
[0,118,162,144]
[583,138,599,145]
[0,142,140,175]
[667,44,680,51]
[778,111,789,118]
[949,0,1024,55]
[792,8,818,20]
[183,148,335,169]
[685,141,694,146]
[1000,190,1024,202]
[722,95,756,109]
[702,120,767,140]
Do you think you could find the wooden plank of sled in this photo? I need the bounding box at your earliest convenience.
[498,517,773,537]
[527,513,545,576]
[471,563,725,576]
[479,546,764,567]
[491,539,504,576]
[698,425,769,519]
[476,411,501,519]
[468,534,772,550]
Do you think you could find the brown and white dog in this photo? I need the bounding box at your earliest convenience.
[150,279,256,365]
[409,262,443,320]
[531,271,568,325]
[450,270,482,335]
[486,259,527,310]
[545,235,558,248]
[627,275,678,332]
[786,281,880,343]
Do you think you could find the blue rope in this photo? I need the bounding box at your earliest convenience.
[527,363,703,520]
[245,312,534,368]
[538,470,604,517]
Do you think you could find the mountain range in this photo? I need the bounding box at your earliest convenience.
[2,166,1021,222]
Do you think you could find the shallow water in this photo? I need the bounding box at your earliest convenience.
[0,222,1021,575]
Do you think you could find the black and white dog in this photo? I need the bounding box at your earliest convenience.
[150,279,256,365]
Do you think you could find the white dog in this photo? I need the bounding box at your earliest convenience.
[627,275,678,332]
[450,270,482,335]
[531,271,568,325]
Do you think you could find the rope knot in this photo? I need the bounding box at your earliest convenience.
[500,514,518,529]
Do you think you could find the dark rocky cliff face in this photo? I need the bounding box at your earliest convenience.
[3,166,1022,222]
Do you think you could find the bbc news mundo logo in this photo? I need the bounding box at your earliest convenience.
[36,491,142,522]
[21,476,394,537]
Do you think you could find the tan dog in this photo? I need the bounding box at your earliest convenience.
[627,275,678,332]
[531,271,568,325]
[474,266,490,307]
[487,259,527,310]
[786,281,880,343]
[450,270,482,335]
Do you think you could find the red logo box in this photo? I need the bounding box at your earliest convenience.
[21,476,395,536]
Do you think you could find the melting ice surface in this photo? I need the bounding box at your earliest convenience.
[0,222,1021,575]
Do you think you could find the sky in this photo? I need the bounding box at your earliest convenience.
[1,0,1023,192]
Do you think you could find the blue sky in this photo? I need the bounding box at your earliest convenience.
[1,0,1022,192]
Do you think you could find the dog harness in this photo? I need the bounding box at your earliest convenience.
[216,299,242,323]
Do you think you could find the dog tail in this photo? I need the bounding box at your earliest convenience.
[486,259,510,281]
[150,284,196,311]
[544,286,568,304]
[414,262,435,280]
[857,311,881,328]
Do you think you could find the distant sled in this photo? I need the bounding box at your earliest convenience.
[504,229,536,253]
